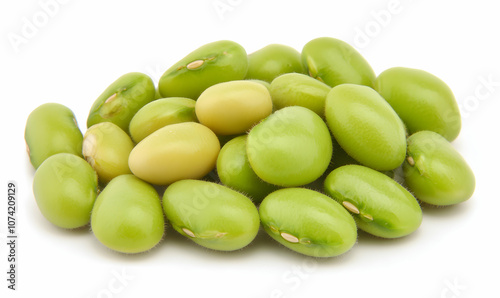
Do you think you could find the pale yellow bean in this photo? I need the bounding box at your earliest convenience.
[195,81,273,135]
[128,122,220,185]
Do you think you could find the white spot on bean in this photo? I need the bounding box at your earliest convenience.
[187,60,204,70]
[281,232,299,243]
[182,228,196,237]
[105,93,118,104]
[407,156,415,166]
[342,201,360,214]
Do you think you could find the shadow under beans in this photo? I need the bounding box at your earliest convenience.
[419,200,472,219]
[159,226,357,265]
[57,224,92,236]
[355,202,472,248]
[160,227,276,261]
[245,229,359,266]
[45,221,91,237]
[88,226,170,263]
[356,228,423,248]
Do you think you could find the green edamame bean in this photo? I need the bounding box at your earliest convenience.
[195,81,273,135]
[217,135,279,203]
[129,122,220,185]
[33,153,98,229]
[375,67,461,141]
[270,73,331,117]
[25,103,83,169]
[325,84,407,171]
[324,165,422,238]
[91,174,164,253]
[83,122,134,184]
[87,72,156,133]
[129,97,197,143]
[259,188,357,257]
[247,106,333,187]
[162,180,260,251]
[245,44,306,83]
[404,131,475,206]
[158,40,248,99]
[302,37,376,87]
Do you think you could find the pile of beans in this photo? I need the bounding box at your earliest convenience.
[25,37,475,257]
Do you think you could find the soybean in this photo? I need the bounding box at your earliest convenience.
[325,84,407,171]
[404,131,475,206]
[87,72,156,133]
[270,73,331,117]
[158,40,248,99]
[324,165,422,238]
[128,122,220,185]
[129,97,197,143]
[25,103,83,169]
[375,67,461,141]
[195,81,273,135]
[33,153,98,229]
[245,44,305,83]
[162,180,260,251]
[302,37,376,88]
[259,188,357,257]
[247,106,333,187]
[91,175,164,253]
[83,122,134,184]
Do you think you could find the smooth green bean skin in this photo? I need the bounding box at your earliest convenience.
[270,73,331,117]
[162,180,260,251]
[403,131,475,206]
[302,37,375,87]
[91,175,164,253]
[324,165,422,238]
[259,188,357,257]
[247,106,333,187]
[158,40,248,99]
[325,84,407,171]
[25,103,83,169]
[33,153,98,229]
[246,44,305,83]
[129,97,197,143]
[87,72,156,133]
[375,67,461,141]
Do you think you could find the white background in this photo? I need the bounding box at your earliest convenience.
[1,0,499,297]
